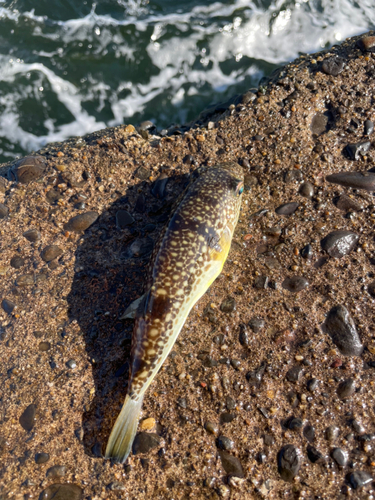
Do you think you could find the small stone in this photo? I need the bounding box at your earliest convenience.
[217,435,234,451]
[46,465,67,478]
[326,171,375,190]
[220,296,236,313]
[284,170,303,183]
[275,202,299,215]
[248,318,265,333]
[38,342,51,352]
[139,418,156,431]
[358,35,375,52]
[66,359,77,369]
[311,113,328,135]
[2,298,16,314]
[307,378,319,392]
[288,417,303,430]
[345,141,371,160]
[337,378,355,400]
[0,176,7,193]
[108,481,126,491]
[282,276,309,293]
[246,363,266,387]
[325,425,339,442]
[64,211,99,232]
[331,447,348,466]
[278,445,302,482]
[0,203,8,218]
[23,229,41,242]
[321,230,359,258]
[204,422,219,435]
[16,274,34,286]
[334,194,362,212]
[132,432,161,454]
[129,237,154,257]
[299,182,314,198]
[218,450,244,477]
[286,365,303,383]
[134,166,150,180]
[220,413,236,424]
[116,210,134,228]
[35,452,50,464]
[139,120,156,132]
[325,305,363,356]
[39,484,82,500]
[183,155,194,165]
[352,419,366,434]
[321,56,344,76]
[254,275,269,289]
[10,256,25,269]
[41,245,63,263]
[10,156,46,184]
[303,424,315,442]
[307,445,325,463]
[349,471,373,489]
[300,244,313,260]
[46,189,63,205]
[239,325,249,346]
[151,173,169,199]
[19,404,36,432]
[368,281,375,297]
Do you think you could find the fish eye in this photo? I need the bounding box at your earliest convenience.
[235,182,244,196]
[238,185,244,195]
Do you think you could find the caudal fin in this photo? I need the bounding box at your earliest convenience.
[105,394,143,463]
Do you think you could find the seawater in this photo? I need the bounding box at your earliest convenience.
[0,0,374,163]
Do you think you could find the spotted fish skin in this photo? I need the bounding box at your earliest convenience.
[105,162,244,463]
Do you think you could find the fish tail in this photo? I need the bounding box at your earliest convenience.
[105,394,143,463]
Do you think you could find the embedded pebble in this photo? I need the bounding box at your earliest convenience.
[311,113,328,135]
[10,156,46,184]
[23,228,41,242]
[331,447,348,466]
[299,182,314,198]
[307,445,325,463]
[345,141,371,160]
[204,422,218,435]
[132,432,161,454]
[364,119,374,135]
[220,296,236,313]
[238,325,249,346]
[326,171,375,190]
[35,452,50,464]
[321,230,359,258]
[39,484,82,500]
[10,255,25,268]
[248,317,265,333]
[218,451,244,477]
[325,425,339,442]
[278,445,302,481]
[217,435,234,451]
[46,465,67,478]
[66,359,77,369]
[307,378,319,392]
[367,281,375,298]
[220,413,236,424]
[246,363,266,387]
[321,56,344,76]
[300,244,313,259]
[334,194,362,212]
[2,298,16,314]
[116,210,134,228]
[337,378,355,400]
[325,305,363,356]
[41,245,63,263]
[275,202,299,215]
[108,481,126,491]
[282,276,309,293]
[349,471,373,489]
[0,203,8,218]
[19,404,36,431]
[286,365,303,382]
[39,342,51,352]
[303,424,315,442]
[64,211,99,232]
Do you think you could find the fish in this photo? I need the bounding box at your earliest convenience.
[105,162,244,463]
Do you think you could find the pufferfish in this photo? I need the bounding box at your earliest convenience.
[105,162,244,463]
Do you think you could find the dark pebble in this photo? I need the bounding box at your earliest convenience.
[129,237,154,257]
[41,245,63,263]
[275,202,299,215]
[325,425,339,442]
[139,120,156,132]
[331,447,348,466]
[303,424,315,442]
[288,417,303,430]
[38,342,51,352]
[364,119,374,135]
[239,325,249,346]
[220,296,236,313]
[230,359,241,370]
[132,432,161,454]
[204,422,218,435]
[248,317,265,333]
[246,363,266,387]
[226,396,236,410]
[10,256,25,269]
[278,445,302,482]
[286,365,303,383]
[299,182,314,198]
[134,194,145,213]
[254,275,269,289]
[151,173,169,199]
[10,156,46,184]
[108,481,126,491]
[64,211,99,232]
[348,471,373,489]
[321,56,344,76]
[217,435,234,451]
[307,378,319,392]
[311,113,328,135]
[321,230,359,258]
[218,450,244,477]
[39,484,83,500]
[345,141,371,160]
[358,35,375,52]
[284,169,303,183]
[19,404,36,432]
[367,281,375,297]
[183,154,194,165]
[46,189,62,205]
[23,229,41,242]
[35,452,50,464]
[300,244,313,260]
[334,194,362,212]
[337,378,355,400]
[2,298,16,314]
[0,203,8,218]
[220,413,236,424]
[307,445,325,464]
[264,434,275,446]
[352,419,366,434]
[46,465,67,478]
[66,359,77,369]
[177,397,187,408]
[282,276,309,293]
[116,210,134,228]
[325,305,363,356]
[327,171,375,190]
[134,166,150,180]
[16,274,34,287]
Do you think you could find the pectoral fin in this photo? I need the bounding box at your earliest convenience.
[119,293,146,320]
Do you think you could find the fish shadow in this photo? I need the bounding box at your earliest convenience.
[66,172,189,458]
